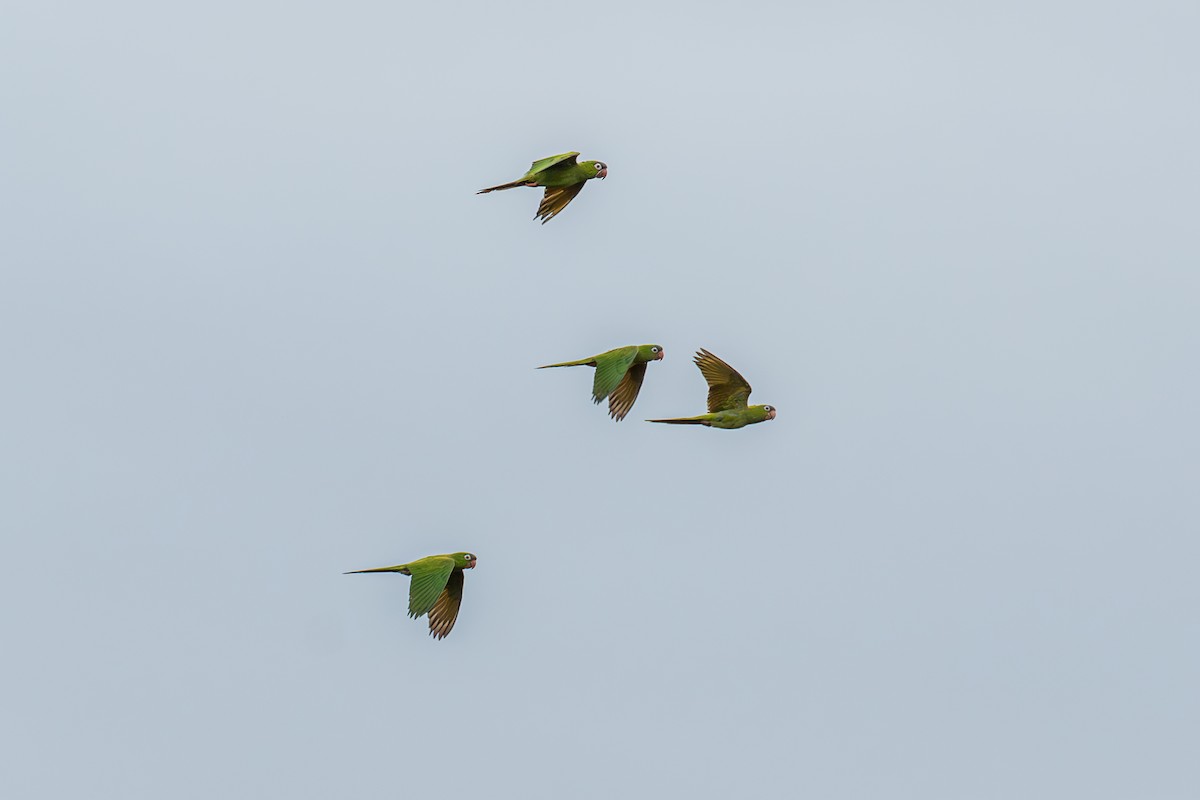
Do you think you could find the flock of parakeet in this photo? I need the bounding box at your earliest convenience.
[347,152,776,639]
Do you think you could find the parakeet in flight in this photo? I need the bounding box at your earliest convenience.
[478,152,607,223]
[647,349,777,429]
[345,552,477,640]
[539,344,664,421]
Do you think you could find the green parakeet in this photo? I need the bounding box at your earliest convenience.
[345,552,477,639]
[539,344,664,421]
[647,349,777,429]
[478,152,607,223]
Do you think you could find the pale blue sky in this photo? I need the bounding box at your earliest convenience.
[2,1,1198,798]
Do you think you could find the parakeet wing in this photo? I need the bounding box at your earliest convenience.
[406,557,456,618]
[591,347,638,403]
[528,152,580,175]
[536,183,585,223]
[696,349,752,411]
[427,569,464,640]
[607,362,647,421]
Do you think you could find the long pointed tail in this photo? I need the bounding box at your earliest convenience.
[344,566,407,574]
[477,179,532,194]
[537,358,595,369]
[646,416,712,426]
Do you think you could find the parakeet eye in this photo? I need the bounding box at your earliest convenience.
[764,406,773,412]
[651,346,660,353]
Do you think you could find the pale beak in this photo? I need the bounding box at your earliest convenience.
[656,350,664,360]
[768,409,777,420]
[597,168,608,179]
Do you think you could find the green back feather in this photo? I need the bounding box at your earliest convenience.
[527,152,580,175]
[405,557,456,618]
[591,346,638,403]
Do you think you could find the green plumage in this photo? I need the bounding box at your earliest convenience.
[539,344,664,421]
[345,552,477,640]
[478,152,607,223]
[647,349,777,429]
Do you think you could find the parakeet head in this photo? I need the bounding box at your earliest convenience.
[636,344,665,362]
[451,552,478,569]
[749,404,777,422]
[581,160,608,179]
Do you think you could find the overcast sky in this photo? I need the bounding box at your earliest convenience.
[2,1,1198,798]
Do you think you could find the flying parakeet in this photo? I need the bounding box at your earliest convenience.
[647,349,777,429]
[345,552,477,640]
[539,344,664,421]
[478,152,607,223]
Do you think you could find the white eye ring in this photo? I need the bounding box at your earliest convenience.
[651,346,660,352]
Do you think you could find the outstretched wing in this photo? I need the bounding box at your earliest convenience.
[427,569,464,639]
[528,152,580,175]
[695,349,752,411]
[607,362,647,421]
[536,183,585,223]
[406,557,456,619]
[591,347,638,404]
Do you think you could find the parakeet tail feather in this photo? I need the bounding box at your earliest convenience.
[477,180,530,194]
[537,358,596,369]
